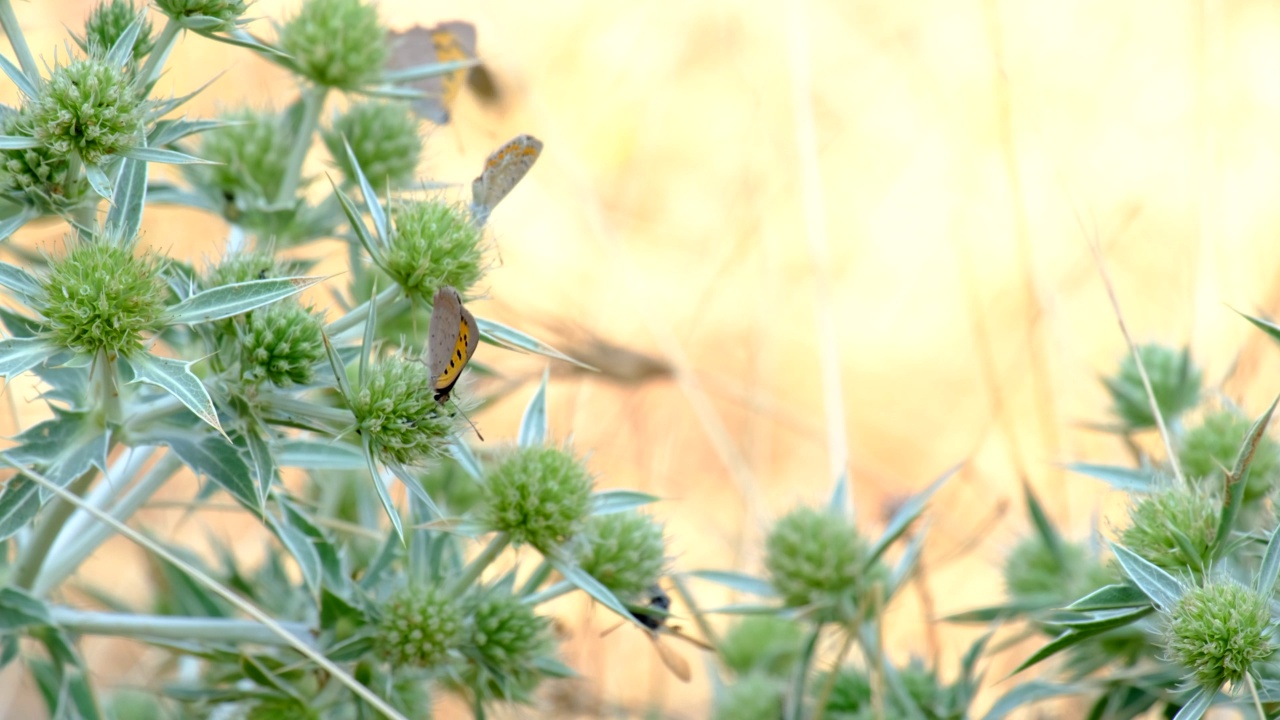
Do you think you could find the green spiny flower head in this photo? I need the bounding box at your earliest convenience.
[40,236,167,356]
[482,446,593,553]
[349,359,455,465]
[1180,408,1280,505]
[31,56,145,166]
[278,0,387,90]
[575,511,666,597]
[1164,580,1273,688]
[0,106,82,212]
[191,109,292,207]
[819,667,873,716]
[457,588,554,700]
[1120,483,1218,574]
[1104,343,1202,430]
[713,673,784,720]
[385,199,485,302]
[205,250,296,288]
[324,101,421,188]
[1004,536,1114,603]
[84,0,154,60]
[154,0,248,31]
[764,507,887,623]
[720,616,805,679]
[239,302,324,387]
[376,584,464,669]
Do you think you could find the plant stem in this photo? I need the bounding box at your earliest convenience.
[1248,673,1265,719]
[522,579,575,606]
[35,451,181,595]
[98,349,121,428]
[518,559,552,596]
[449,532,509,595]
[785,624,822,720]
[139,18,181,92]
[326,283,402,337]
[0,0,38,81]
[10,465,100,590]
[274,84,327,206]
[49,607,315,648]
[811,630,857,720]
[46,444,157,561]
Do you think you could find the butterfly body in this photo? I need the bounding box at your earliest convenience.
[426,285,479,404]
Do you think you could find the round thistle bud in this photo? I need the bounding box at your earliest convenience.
[1180,409,1280,505]
[385,200,484,302]
[154,0,248,31]
[764,507,886,623]
[349,359,455,466]
[457,589,553,700]
[1120,484,1218,573]
[278,0,387,90]
[191,109,291,208]
[482,447,593,552]
[720,616,805,679]
[205,251,295,288]
[713,673,784,720]
[1104,344,1202,430]
[575,511,666,597]
[0,107,82,212]
[84,0,154,61]
[324,101,421,188]
[240,302,324,387]
[247,699,318,720]
[1165,581,1273,688]
[1004,536,1114,603]
[820,667,873,717]
[40,239,167,356]
[376,585,464,668]
[31,57,144,166]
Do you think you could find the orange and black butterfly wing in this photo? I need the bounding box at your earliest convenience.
[428,22,476,124]
[427,286,462,400]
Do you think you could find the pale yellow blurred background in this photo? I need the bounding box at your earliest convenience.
[5,0,1280,717]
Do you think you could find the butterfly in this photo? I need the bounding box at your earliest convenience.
[470,134,543,226]
[425,285,485,440]
[387,21,499,125]
[601,584,713,683]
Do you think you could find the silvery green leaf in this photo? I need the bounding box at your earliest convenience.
[381,57,478,83]
[0,54,36,99]
[120,146,213,165]
[106,158,147,242]
[105,8,147,67]
[518,368,549,448]
[1171,687,1215,720]
[1109,542,1183,611]
[1258,518,1280,594]
[276,439,364,469]
[85,163,114,201]
[148,118,230,146]
[477,317,593,368]
[867,464,959,567]
[1064,462,1156,492]
[321,332,354,402]
[686,570,777,597]
[363,435,404,543]
[0,336,57,378]
[0,136,38,149]
[1023,481,1063,563]
[330,182,384,266]
[159,433,257,512]
[7,407,108,494]
[590,490,660,515]
[341,138,389,245]
[163,277,322,325]
[448,438,483,480]
[547,552,638,627]
[827,468,850,516]
[0,475,39,540]
[1067,584,1150,611]
[0,205,39,241]
[0,586,53,629]
[980,681,1085,720]
[268,513,321,601]
[123,352,224,436]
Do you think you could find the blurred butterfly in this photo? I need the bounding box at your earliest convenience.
[601,584,713,683]
[470,134,543,226]
[387,21,500,125]
[426,285,483,439]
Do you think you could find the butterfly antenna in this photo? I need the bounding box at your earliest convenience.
[452,401,485,441]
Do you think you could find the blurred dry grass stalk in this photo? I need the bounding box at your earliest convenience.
[6,0,1280,717]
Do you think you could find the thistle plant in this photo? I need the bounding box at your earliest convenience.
[0,2,731,718]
